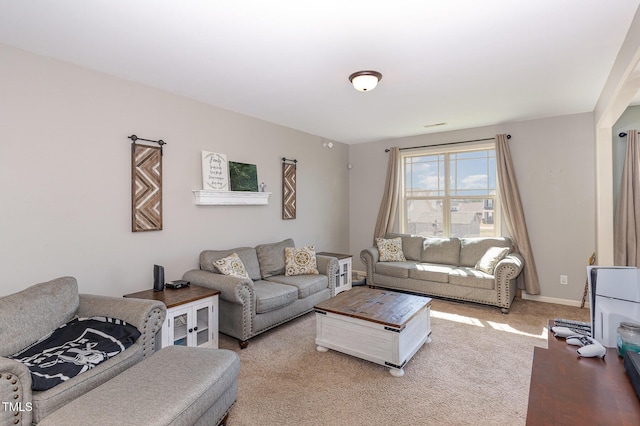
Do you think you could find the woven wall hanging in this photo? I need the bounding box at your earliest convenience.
[282,157,297,220]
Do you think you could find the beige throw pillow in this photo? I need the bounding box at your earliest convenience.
[475,246,511,275]
[376,237,407,262]
[285,246,319,276]
[214,253,250,279]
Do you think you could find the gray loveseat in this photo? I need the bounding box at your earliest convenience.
[361,234,524,313]
[0,276,166,426]
[183,238,339,348]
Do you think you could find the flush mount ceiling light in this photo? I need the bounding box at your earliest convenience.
[349,70,382,92]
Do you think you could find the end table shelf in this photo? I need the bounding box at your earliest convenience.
[124,285,220,349]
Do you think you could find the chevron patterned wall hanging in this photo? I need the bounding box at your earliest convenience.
[282,158,297,220]
[130,135,165,232]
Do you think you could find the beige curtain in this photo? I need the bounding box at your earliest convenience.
[374,147,400,243]
[495,134,540,294]
[614,130,640,266]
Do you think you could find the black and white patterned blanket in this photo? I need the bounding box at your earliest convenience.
[9,316,141,391]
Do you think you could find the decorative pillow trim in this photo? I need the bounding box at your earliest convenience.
[376,237,407,262]
[285,246,319,276]
[475,246,511,275]
[214,253,251,279]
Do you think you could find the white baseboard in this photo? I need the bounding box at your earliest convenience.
[521,292,590,309]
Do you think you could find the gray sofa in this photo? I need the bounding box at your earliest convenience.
[183,238,339,348]
[361,234,524,313]
[0,277,166,426]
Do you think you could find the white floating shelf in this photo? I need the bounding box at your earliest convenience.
[193,190,271,206]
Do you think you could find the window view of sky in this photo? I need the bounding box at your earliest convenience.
[403,149,497,237]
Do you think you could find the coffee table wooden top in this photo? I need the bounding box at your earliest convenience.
[314,287,431,329]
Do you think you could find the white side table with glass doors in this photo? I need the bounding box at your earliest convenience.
[124,285,219,349]
[317,252,353,295]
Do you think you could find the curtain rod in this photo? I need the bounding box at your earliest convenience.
[384,135,510,153]
[619,132,640,137]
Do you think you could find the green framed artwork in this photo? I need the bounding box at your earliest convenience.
[229,161,258,192]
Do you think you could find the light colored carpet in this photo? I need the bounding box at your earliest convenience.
[219,297,590,426]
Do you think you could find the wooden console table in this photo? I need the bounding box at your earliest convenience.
[526,320,640,424]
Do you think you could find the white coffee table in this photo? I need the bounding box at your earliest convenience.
[314,287,432,377]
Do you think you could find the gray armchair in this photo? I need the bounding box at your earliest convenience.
[0,277,166,425]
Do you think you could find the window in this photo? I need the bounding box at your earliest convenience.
[400,143,500,238]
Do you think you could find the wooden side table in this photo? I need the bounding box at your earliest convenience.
[526,320,640,424]
[317,252,352,294]
[124,285,220,349]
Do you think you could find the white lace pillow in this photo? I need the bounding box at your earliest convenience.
[285,246,319,276]
[214,253,250,279]
[475,246,510,275]
[376,237,407,262]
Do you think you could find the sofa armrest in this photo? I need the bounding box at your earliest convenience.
[360,247,379,285]
[182,269,255,305]
[0,357,33,426]
[492,253,524,312]
[77,294,166,358]
[494,253,524,281]
[316,255,339,295]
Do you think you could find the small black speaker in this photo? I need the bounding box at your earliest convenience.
[153,265,165,292]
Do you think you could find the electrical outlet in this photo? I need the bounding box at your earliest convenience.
[560,275,568,285]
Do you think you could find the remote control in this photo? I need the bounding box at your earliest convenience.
[554,318,590,328]
[562,334,606,358]
[566,335,592,346]
[552,326,581,338]
[577,343,606,359]
[553,318,591,335]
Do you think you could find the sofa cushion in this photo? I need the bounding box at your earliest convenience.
[253,280,298,314]
[448,267,495,290]
[375,261,416,279]
[200,247,261,281]
[475,246,511,274]
[421,237,461,265]
[266,274,328,299]
[0,276,79,357]
[214,253,251,279]
[386,233,424,261]
[284,246,319,276]
[255,238,295,278]
[409,263,453,283]
[459,237,512,267]
[376,237,407,262]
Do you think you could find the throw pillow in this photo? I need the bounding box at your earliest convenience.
[376,237,407,262]
[285,246,319,276]
[475,246,511,275]
[214,253,250,279]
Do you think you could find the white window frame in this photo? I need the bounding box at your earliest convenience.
[399,141,501,237]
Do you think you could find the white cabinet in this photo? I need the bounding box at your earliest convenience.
[163,296,218,348]
[123,286,219,350]
[318,252,352,295]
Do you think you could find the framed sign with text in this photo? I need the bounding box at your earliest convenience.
[201,151,229,191]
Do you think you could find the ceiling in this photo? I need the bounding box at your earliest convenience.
[1,1,639,144]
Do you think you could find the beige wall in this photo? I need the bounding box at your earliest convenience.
[349,113,596,304]
[0,42,604,305]
[0,44,350,297]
